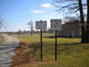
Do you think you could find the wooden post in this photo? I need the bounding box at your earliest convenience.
[55,30,57,61]
[40,29,43,61]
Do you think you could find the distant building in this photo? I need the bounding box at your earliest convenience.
[59,22,81,37]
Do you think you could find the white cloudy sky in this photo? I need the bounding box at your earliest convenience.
[0,0,63,32]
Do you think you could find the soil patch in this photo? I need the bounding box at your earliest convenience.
[11,40,39,67]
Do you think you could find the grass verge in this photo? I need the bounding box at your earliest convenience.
[11,34,89,67]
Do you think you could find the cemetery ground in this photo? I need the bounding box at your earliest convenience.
[11,33,89,67]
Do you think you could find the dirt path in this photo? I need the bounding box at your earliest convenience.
[0,34,19,67]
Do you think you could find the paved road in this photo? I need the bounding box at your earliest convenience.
[0,34,19,67]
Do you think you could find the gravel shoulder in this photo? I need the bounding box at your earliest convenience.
[0,34,19,67]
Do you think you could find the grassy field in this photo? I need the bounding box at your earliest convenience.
[12,33,89,67]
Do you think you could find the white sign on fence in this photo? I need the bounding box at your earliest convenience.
[51,19,62,30]
[36,20,47,30]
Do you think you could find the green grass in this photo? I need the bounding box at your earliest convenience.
[12,33,89,67]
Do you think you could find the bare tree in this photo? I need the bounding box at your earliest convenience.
[78,0,86,43]
[86,0,89,42]
[18,30,22,35]
[54,0,86,13]
[54,0,88,43]
[27,20,33,36]
[0,17,4,29]
[64,15,80,23]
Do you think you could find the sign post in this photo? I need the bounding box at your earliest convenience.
[55,30,57,61]
[51,19,62,61]
[40,29,42,61]
[36,20,47,61]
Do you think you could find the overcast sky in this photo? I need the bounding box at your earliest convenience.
[0,0,63,32]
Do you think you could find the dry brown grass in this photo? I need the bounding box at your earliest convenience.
[11,40,39,67]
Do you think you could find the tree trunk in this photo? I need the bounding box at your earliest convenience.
[78,0,86,43]
[86,0,89,43]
